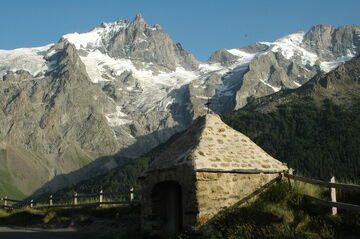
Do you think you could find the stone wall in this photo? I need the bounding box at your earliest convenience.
[141,167,281,236]
[195,172,279,226]
[141,165,199,235]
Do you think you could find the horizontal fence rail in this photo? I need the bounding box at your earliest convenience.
[304,195,360,213]
[284,169,360,215]
[284,173,360,192]
[2,198,22,203]
[1,188,140,209]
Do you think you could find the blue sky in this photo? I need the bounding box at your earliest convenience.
[1,0,360,61]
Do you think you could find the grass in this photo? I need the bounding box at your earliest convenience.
[0,204,144,238]
[195,181,360,239]
[0,208,10,217]
[292,181,325,199]
[0,168,26,199]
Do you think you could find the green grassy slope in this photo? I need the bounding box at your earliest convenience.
[0,168,26,199]
[197,181,360,239]
[0,149,26,199]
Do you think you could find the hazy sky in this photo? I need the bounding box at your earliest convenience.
[1,0,360,61]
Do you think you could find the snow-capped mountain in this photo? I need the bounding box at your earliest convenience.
[198,25,360,111]
[0,15,359,196]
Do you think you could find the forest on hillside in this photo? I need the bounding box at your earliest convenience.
[222,98,360,183]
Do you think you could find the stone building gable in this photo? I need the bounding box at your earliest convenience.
[193,114,287,172]
[147,114,287,173]
[141,114,288,237]
[147,116,205,171]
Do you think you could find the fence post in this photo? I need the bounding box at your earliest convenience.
[73,192,78,205]
[287,168,294,189]
[49,195,53,206]
[3,196,7,208]
[99,190,103,206]
[30,200,34,208]
[130,188,134,202]
[330,176,337,215]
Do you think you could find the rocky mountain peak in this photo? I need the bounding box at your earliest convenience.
[303,24,360,60]
[127,13,148,32]
[306,24,335,35]
[134,13,145,23]
[61,14,199,71]
[100,20,128,28]
[207,49,239,66]
[105,14,199,71]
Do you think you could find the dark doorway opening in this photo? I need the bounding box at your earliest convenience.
[151,181,183,238]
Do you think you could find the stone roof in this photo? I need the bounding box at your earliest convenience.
[147,114,287,173]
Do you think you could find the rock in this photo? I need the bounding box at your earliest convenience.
[303,24,360,60]
[107,15,199,71]
[208,49,239,66]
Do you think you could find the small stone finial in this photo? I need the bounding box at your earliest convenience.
[205,98,212,114]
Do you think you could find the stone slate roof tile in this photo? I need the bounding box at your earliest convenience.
[147,114,288,173]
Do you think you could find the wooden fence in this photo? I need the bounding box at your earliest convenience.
[2,170,360,214]
[0,188,139,209]
[284,169,360,215]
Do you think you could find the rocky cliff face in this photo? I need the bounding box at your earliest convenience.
[107,14,199,71]
[0,15,359,196]
[0,41,121,194]
[242,55,360,113]
[303,24,360,60]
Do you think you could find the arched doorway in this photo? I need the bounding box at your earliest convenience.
[151,181,183,238]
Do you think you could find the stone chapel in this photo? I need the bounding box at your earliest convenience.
[140,114,288,238]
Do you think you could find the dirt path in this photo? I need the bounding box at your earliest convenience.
[0,227,87,239]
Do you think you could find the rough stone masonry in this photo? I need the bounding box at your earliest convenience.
[141,114,288,238]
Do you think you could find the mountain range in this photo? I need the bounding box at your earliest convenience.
[44,55,360,200]
[1,14,360,197]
